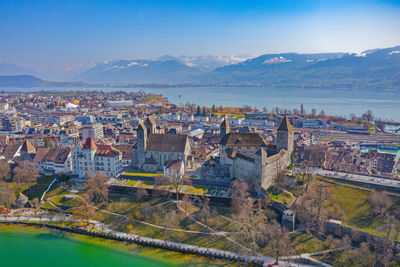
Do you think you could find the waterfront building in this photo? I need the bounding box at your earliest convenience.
[72,138,123,178]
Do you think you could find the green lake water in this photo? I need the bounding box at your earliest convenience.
[0,231,174,267]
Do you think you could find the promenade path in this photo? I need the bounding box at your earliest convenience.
[0,213,284,266]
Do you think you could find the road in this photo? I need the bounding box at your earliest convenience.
[295,167,400,191]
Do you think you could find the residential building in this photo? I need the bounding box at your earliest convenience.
[81,123,104,141]
[72,138,123,178]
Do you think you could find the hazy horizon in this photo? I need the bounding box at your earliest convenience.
[1,0,400,75]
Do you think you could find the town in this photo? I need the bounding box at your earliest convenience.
[1,89,400,266]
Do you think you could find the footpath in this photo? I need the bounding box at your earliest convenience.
[0,214,283,267]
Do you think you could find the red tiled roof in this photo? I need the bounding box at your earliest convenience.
[82,138,97,150]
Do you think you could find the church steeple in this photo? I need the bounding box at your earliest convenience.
[220,118,230,142]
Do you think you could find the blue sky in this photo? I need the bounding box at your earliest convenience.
[1,0,400,71]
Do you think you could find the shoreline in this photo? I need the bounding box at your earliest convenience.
[0,223,241,266]
[0,221,265,266]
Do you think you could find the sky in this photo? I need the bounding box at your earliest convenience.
[1,0,400,72]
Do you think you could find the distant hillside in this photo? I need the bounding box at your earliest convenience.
[157,54,249,71]
[0,75,86,87]
[200,47,400,88]
[2,45,400,89]
[0,63,37,76]
[74,59,202,83]
[0,75,46,87]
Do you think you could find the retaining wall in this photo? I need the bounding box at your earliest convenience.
[0,221,269,266]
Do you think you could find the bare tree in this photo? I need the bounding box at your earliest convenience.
[163,209,178,240]
[295,180,330,234]
[266,220,294,264]
[368,191,392,216]
[0,183,16,209]
[85,171,109,205]
[229,179,249,215]
[361,110,374,123]
[72,196,96,223]
[13,161,39,188]
[169,172,187,201]
[197,197,212,228]
[232,198,268,255]
[0,160,11,182]
[181,194,191,216]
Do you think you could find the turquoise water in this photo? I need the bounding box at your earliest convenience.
[0,231,173,267]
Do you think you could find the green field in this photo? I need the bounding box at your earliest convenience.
[316,177,395,237]
[266,189,294,205]
[123,172,163,177]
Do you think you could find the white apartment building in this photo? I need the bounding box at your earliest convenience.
[34,147,73,175]
[81,123,104,141]
[72,138,123,179]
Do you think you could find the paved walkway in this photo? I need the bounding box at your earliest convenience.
[295,167,400,191]
[0,214,281,266]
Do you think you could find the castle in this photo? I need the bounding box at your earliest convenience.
[132,117,193,172]
[219,116,294,189]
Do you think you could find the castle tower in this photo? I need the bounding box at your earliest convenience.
[220,119,230,142]
[276,116,294,155]
[136,123,147,151]
[144,116,157,135]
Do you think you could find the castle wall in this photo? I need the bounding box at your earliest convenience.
[232,157,257,180]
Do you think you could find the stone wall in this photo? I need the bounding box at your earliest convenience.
[0,221,268,266]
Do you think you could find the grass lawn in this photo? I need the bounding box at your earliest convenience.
[50,195,78,207]
[23,176,55,200]
[123,172,162,177]
[289,232,332,254]
[8,182,30,196]
[266,189,294,205]
[315,177,395,237]
[44,185,69,199]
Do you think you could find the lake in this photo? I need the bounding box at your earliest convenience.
[0,228,228,267]
[138,87,400,121]
[4,86,400,121]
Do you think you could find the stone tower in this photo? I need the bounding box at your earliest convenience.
[220,118,230,142]
[137,123,147,151]
[135,123,147,168]
[277,116,294,155]
[255,147,268,188]
[144,116,157,135]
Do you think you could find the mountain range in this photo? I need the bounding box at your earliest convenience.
[1,46,399,88]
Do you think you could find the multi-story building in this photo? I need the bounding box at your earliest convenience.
[2,116,30,132]
[76,115,94,125]
[72,138,122,178]
[81,123,104,141]
[34,147,72,174]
